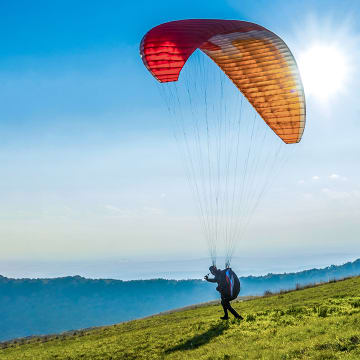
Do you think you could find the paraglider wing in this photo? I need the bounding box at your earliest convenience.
[221,268,240,300]
[140,19,305,144]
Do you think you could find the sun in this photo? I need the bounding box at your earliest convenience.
[297,44,349,101]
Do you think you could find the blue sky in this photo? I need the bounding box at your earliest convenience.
[1,1,360,278]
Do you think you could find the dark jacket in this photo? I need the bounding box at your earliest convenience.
[207,269,223,291]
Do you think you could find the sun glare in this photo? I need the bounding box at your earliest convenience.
[298,45,349,101]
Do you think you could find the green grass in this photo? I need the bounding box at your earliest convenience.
[1,276,360,359]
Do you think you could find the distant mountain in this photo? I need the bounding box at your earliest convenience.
[240,258,360,294]
[1,258,360,342]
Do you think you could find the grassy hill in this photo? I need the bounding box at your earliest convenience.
[1,277,360,360]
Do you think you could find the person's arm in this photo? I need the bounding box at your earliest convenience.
[204,275,217,283]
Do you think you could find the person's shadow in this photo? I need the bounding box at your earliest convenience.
[165,322,229,354]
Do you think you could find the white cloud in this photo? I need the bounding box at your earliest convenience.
[302,193,313,199]
[329,174,348,181]
[105,205,123,212]
[104,204,163,218]
[298,180,305,184]
[312,176,320,180]
[104,205,135,218]
[321,188,351,200]
[142,206,163,215]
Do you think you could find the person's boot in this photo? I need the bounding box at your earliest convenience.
[220,315,229,320]
[235,314,243,320]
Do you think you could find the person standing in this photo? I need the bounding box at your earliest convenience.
[205,265,243,320]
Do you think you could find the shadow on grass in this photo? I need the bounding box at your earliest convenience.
[165,322,229,353]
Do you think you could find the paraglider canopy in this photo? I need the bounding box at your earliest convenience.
[141,19,305,144]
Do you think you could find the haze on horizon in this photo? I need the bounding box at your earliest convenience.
[0,0,359,279]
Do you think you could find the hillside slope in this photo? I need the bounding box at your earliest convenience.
[1,277,360,359]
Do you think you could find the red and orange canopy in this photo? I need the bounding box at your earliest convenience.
[140,19,306,144]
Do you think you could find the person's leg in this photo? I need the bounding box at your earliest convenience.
[220,297,229,319]
[225,299,243,319]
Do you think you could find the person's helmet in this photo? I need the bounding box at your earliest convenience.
[209,265,217,273]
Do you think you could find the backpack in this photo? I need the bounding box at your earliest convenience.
[220,268,240,300]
